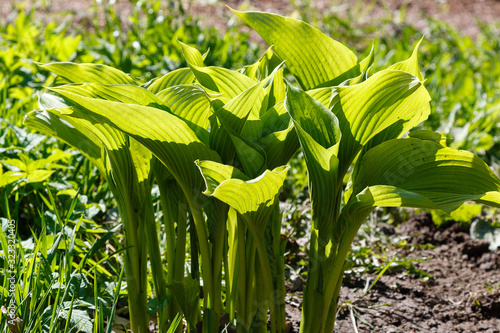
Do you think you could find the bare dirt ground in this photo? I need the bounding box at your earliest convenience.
[332,214,500,332]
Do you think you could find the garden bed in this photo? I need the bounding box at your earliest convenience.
[305,214,500,332]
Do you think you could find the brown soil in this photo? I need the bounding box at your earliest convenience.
[284,213,500,332]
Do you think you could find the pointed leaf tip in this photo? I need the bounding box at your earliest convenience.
[235,10,358,90]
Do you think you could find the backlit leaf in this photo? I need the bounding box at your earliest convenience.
[233,10,358,90]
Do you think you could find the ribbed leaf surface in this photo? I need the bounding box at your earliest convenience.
[347,46,374,85]
[50,83,169,110]
[41,62,136,84]
[286,83,340,169]
[349,53,428,188]
[147,68,195,94]
[233,10,358,90]
[187,64,256,100]
[307,87,334,108]
[197,161,288,217]
[332,69,431,174]
[210,76,271,165]
[50,86,221,205]
[156,84,212,143]
[343,185,439,225]
[352,138,500,213]
[285,83,341,239]
[24,110,105,175]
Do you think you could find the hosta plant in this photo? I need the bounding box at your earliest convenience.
[234,9,500,333]
[26,39,296,333]
[24,9,500,333]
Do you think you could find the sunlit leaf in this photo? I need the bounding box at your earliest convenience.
[233,10,358,90]
[40,62,136,85]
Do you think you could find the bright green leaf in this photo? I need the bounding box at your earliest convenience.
[233,9,358,90]
[40,62,136,85]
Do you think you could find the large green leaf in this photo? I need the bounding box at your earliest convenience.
[34,92,133,196]
[356,42,425,152]
[266,66,286,110]
[388,38,424,80]
[343,185,440,231]
[238,65,285,142]
[49,85,221,207]
[258,102,291,138]
[178,40,206,67]
[37,99,152,214]
[53,82,211,146]
[241,47,283,81]
[197,160,249,195]
[233,10,358,90]
[285,82,341,240]
[48,83,169,110]
[156,84,212,143]
[285,83,340,171]
[258,124,300,170]
[156,85,211,127]
[27,94,153,333]
[350,138,500,214]
[326,137,500,333]
[221,128,267,178]
[40,62,136,85]
[24,110,105,175]
[240,47,286,109]
[256,102,300,169]
[209,72,274,166]
[346,46,375,85]
[307,87,334,108]
[190,65,256,101]
[147,68,195,94]
[196,160,288,226]
[182,44,256,101]
[129,137,154,207]
[213,77,271,134]
[348,47,429,191]
[27,104,154,208]
[331,69,431,175]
